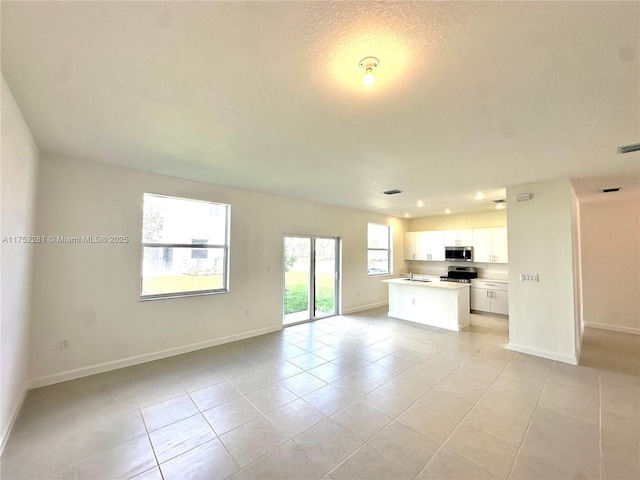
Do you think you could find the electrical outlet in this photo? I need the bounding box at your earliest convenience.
[59,340,68,350]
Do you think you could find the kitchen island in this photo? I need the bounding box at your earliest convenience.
[383,278,470,331]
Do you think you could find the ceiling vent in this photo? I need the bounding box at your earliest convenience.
[618,143,640,154]
[493,199,506,203]
[602,187,621,193]
[382,189,402,195]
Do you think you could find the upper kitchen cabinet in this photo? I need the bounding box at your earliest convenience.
[416,231,445,261]
[405,231,445,261]
[444,229,473,247]
[473,227,508,263]
[404,232,417,260]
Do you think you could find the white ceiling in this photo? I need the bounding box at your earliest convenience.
[2,1,639,217]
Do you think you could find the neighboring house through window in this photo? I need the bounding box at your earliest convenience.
[141,193,230,299]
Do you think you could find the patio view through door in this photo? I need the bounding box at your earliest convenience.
[283,236,339,326]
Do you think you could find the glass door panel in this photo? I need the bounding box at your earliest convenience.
[314,237,337,318]
[283,235,339,326]
[284,237,311,325]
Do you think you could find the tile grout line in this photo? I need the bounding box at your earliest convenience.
[599,372,604,480]
[137,398,166,480]
[414,349,525,479]
[505,359,555,480]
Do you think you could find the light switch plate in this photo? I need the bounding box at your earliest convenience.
[520,273,539,282]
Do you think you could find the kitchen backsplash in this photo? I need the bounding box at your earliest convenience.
[401,261,509,281]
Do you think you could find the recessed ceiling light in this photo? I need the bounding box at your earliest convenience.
[404,213,410,218]
[417,200,424,207]
[474,192,485,200]
[445,209,451,214]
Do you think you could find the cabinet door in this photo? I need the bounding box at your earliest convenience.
[472,228,493,263]
[458,229,473,246]
[491,227,508,263]
[415,231,444,260]
[490,290,509,315]
[443,230,458,247]
[404,232,416,260]
[425,231,445,260]
[470,288,491,312]
[414,231,429,260]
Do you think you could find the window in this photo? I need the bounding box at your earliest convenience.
[141,193,230,300]
[367,223,392,275]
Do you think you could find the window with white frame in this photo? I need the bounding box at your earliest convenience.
[141,193,230,300]
[367,223,392,275]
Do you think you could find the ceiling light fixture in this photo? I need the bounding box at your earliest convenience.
[359,56,379,86]
[474,193,485,200]
[445,209,451,214]
[417,200,424,207]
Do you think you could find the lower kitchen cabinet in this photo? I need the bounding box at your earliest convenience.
[470,280,509,315]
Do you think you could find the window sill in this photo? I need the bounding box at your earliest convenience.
[140,289,228,301]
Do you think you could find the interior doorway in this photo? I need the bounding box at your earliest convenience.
[283,236,340,326]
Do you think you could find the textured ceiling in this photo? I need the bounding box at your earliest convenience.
[2,1,639,217]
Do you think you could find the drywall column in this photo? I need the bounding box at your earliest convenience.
[0,76,39,450]
[506,179,580,364]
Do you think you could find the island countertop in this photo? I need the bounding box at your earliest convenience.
[383,278,470,289]
[383,278,470,331]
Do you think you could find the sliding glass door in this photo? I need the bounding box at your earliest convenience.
[283,236,339,326]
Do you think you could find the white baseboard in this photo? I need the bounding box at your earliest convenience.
[507,342,578,365]
[584,322,640,335]
[1,387,27,457]
[341,301,388,315]
[28,325,282,389]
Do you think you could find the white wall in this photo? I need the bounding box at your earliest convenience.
[0,77,39,449]
[507,178,579,364]
[29,155,406,386]
[408,210,507,231]
[579,195,640,334]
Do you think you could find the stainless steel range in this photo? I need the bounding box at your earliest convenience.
[440,266,478,283]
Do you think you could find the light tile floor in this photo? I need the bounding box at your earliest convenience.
[1,308,638,479]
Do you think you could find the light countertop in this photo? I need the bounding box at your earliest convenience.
[383,278,470,289]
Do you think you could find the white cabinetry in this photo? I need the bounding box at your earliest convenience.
[470,280,509,315]
[444,229,473,247]
[404,232,417,260]
[416,231,445,261]
[405,231,444,261]
[472,227,508,263]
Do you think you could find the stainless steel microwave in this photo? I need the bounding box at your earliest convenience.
[445,246,473,262]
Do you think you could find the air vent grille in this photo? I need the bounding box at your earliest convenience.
[602,187,621,193]
[382,189,402,195]
[618,143,640,154]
